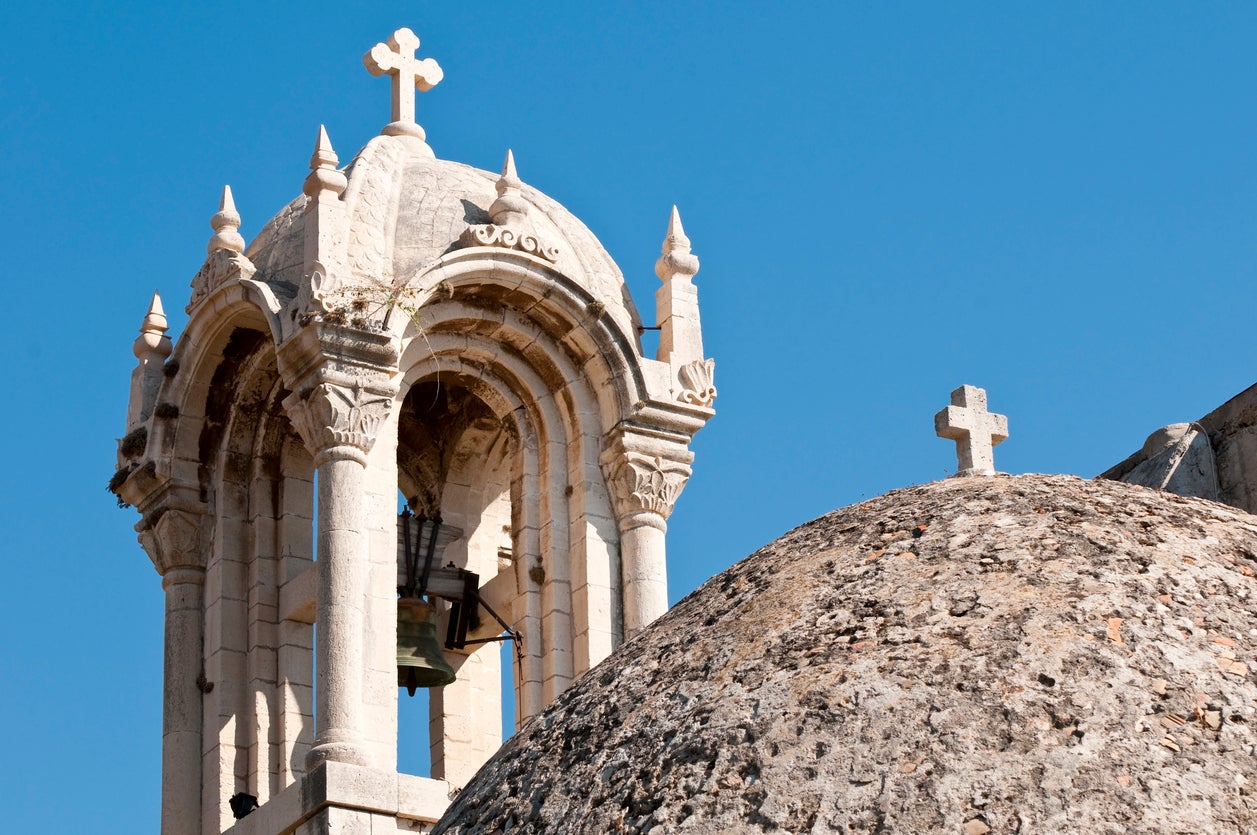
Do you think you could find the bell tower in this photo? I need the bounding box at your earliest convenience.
[111,28,715,835]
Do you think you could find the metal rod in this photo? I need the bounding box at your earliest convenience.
[472,589,525,674]
[418,514,440,596]
[400,508,415,595]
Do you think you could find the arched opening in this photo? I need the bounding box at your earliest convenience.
[395,379,517,783]
[177,322,317,829]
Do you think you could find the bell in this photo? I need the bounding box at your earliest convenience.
[397,597,456,694]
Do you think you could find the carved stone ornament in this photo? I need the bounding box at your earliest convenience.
[456,151,560,262]
[608,454,692,520]
[286,380,395,454]
[295,264,337,317]
[678,358,717,406]
[188,250,257,313]
[138,508,211,575]
[458,223,560,263]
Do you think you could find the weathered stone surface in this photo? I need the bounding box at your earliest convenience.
[1119,423,1220,502]
[437,474,1257,834]
[1103,383,1257,515]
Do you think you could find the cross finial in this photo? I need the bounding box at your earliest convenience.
[934,385,1008,476]
[363,27,444,141]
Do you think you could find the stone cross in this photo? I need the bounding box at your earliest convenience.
[364,27,444,127]
[934,385,1008,476]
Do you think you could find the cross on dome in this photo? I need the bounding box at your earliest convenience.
[363,27,444,140]
[934,384,1008,476]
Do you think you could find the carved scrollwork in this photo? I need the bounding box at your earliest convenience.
[458,223,560,263]
[285,380,395,454]
[678,358,717,406]
[188,250,257,313]
[294,264,337,316]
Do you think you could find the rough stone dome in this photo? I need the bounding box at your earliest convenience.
[436,474,1257,833]
[244,133,642,334]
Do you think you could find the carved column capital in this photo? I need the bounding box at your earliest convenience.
[601,445,693,525]
[600,429,691,634]
[276,321,400,461]
[138,506,211,577]
[283,378,397,463]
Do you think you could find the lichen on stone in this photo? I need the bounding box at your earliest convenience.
[437,474,1257,834]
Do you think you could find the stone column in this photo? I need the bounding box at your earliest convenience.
[601,443,692,637]
[284,377,397,770]
[617,511,669,635]
[138,503,210,835]
[161,566,204,835]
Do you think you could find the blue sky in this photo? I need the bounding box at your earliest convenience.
[4,3,1257,831]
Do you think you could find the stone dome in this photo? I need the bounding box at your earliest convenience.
[435,474,1257,833]
[243,133,642,334]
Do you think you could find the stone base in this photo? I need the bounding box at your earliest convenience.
[223,762,450,835]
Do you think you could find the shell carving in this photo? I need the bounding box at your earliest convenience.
[678,359,717,406]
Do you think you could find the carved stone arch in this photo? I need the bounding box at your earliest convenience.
[392,353,543,782]
[386,254,649,429]
[406,360,539,686]
[398,332,622,705]
[401,321,624,627]
[420,307,604,431]
[401,319,603,450]
[149,286,283,490]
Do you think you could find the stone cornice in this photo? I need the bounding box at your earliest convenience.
[277,321,400,390]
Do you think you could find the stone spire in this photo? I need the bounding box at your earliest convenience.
[363,27,444,147]
[934,384,1009,476]
[189,186,255,312]
[207,186,245,255]
[127,290,173,430]
[304,125,348,200]
[655,206,699,284]
[654,207,711,406]
[299,126,350,314]
[488,149,529,226]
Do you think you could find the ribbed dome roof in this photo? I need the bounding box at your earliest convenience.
[436,474,1257,833]
[243,133,641,332]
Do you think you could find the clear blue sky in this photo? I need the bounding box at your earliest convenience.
[4,3,1257,832]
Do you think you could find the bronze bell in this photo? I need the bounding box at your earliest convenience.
[397,597,456,695]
